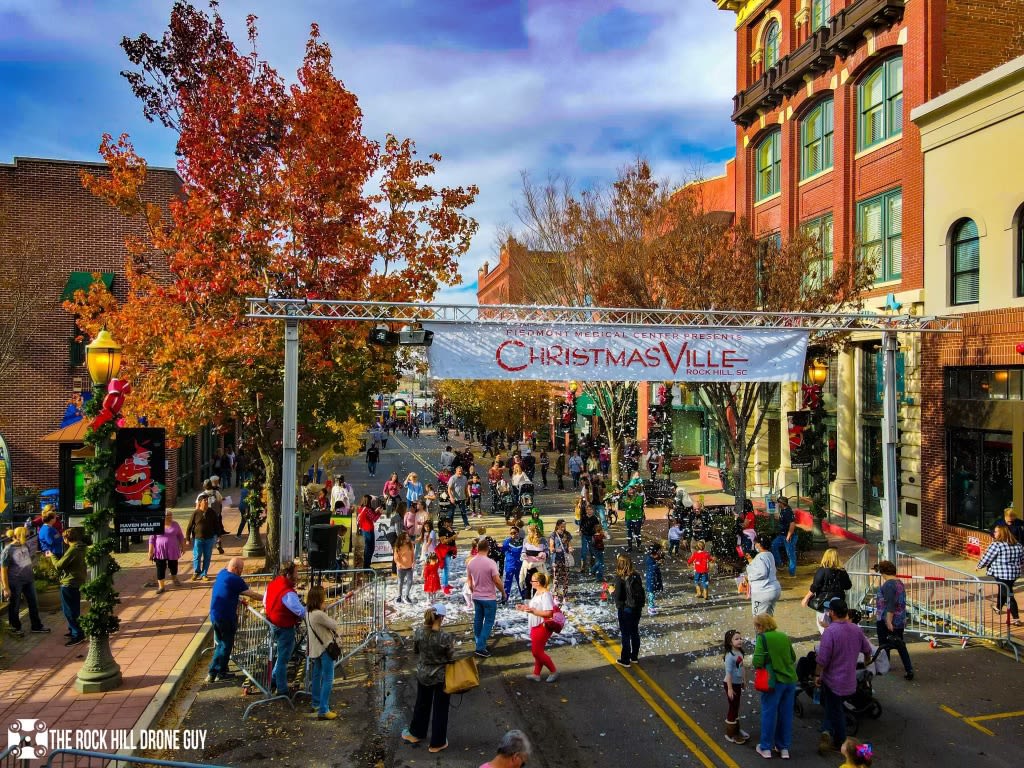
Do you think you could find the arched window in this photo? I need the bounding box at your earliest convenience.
[801,99,834,179]
[764,21,781,68]
[755,131,782,202]
[812,0,831,30]
[858,57,903,151]
[951,219,980,306]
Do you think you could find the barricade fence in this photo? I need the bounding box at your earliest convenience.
[894,549,978,583]
[0,746,231,768]
[846,570,1017,661]
[229,568,386,717]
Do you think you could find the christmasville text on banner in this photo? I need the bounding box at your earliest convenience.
[423,323,809,382]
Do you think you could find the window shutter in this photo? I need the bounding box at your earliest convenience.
[887,193,903,278]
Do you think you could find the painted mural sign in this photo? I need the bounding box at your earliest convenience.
[424,322,808,382]
[113,428,167,535]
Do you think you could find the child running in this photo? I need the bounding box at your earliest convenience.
[591,524,606,579]
[687,539,714,600]
[422,552,441,602]
[840,739,873,767]
[722,629,750,745]
[645,542,664,616]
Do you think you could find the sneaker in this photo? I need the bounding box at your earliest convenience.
[755,746,772,759]
[647,607,657,616]
[10,629,24,639]
[904,671,915,681]
[395,597,403,604]
[427,742,448,754]
[545,672,560,683]
[65,637,86,647]
[204,673,217,683]
[401,728,421,744]
[779,749,790,760]
[630,657,639,664]
[156,586,165,594]
[31,627,51,634]
[217,544,225,555]
[191,573,201,581]
[317,711,338,720]
[475,649,492,658]
[615,659,631,668]
[525,674,542,682]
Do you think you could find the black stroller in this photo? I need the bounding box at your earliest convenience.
[495,488,517,522]
[793,637,885,735]
[518,482,535,510]
[437,487,453,521]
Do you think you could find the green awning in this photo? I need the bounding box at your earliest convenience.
[61,271,114,301]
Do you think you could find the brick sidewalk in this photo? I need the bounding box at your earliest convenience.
[0,498,262,737]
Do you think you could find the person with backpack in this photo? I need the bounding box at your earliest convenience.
[612,553,645,667]
[801,548,853,634]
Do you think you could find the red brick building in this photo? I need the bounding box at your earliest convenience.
[476,238,542,305]
[714,0,1024,546]
[0,157,219,518]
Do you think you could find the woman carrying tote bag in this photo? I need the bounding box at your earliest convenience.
[402,604,455,754]
[751,613,797,759]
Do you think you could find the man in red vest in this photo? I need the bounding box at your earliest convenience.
[264,561,306,695]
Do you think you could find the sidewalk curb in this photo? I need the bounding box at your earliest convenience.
[125,619,214,756]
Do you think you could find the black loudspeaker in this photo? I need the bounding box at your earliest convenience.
[309,524,338,570]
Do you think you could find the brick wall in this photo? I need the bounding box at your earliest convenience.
[920,307,1024,555]
[942,0,1024,93]
[0,157,184,507]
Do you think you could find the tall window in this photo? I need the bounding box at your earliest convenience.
[858,57,903,151]
[756,131,782,202]
[803,213,834,291]
[858,188,902,282]
[812,0,830,30]
[947,429,1013,531]
[801,99,834,179]
[764,21,781,68]
[1016,205,1024,297]
[950,219,980,305]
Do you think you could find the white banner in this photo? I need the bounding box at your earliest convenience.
[424,322,808,382]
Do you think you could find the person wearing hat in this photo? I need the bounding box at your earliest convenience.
[37,507,64,559]
[771,496,798,577]
[401,603,455,754]
[47,527,87,646]
[0,527,50,637]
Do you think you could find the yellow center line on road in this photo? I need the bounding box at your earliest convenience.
[969,709,1024,723]
[575,623,721,768]
[940,705,996,736]
[591,624,741,768]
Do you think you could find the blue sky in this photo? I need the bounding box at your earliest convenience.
[0,0,738,302]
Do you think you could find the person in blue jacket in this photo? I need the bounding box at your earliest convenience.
[38,508,64,558]
[501,526,524,604]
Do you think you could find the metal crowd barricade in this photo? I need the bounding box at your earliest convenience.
[231,603,295,719]
[846,570,1017,661]
[895,549,979,582]
[44,750,230,768]
[844,545,873,612]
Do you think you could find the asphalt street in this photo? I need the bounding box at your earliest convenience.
[163,431,1024,767]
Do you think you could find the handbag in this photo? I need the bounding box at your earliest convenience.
[307,616,341,662]
[753,635,775,692]
[544,607,567,634]
[444,656,480,694]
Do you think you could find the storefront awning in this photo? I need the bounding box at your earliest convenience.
[40,420,89,443]
[61,271,114,301]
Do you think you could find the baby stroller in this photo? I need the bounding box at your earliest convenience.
[495,488,517,522]
[793,641,884,735]
[518,482,535,510]
[437,487,453,520]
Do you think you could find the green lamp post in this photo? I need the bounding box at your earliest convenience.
[76,329,124,693]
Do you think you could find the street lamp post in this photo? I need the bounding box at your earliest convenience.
[804,358,830,546]
[76,329,124,693]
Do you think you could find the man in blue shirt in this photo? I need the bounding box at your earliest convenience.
[38,509,64,558]
[207,557,262,683]
[771,496,798,577]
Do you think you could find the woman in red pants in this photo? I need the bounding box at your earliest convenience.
[517,572,559,682]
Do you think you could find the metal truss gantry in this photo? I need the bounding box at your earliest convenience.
[246,297,962,564]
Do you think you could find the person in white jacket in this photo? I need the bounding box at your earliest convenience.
[746,534,782,616]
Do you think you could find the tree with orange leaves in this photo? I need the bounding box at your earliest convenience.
[67,1,478,566]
